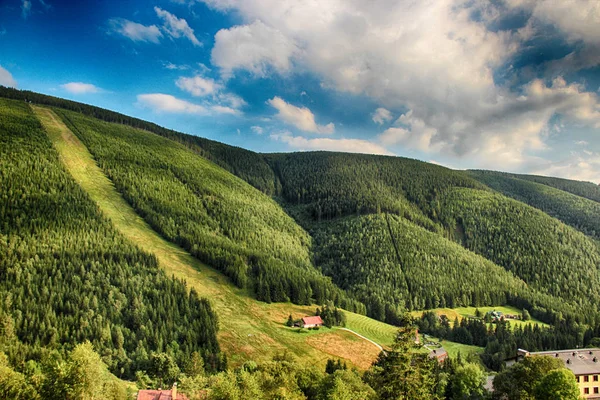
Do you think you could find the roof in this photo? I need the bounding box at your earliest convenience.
[529,348,600,375]
[429,347,448,359]
[302,316,323,325]
[137,390,188,400]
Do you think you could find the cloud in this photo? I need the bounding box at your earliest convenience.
[271,132,392,155]
[154,7,201,47]
[176,76,221,96]
[0,65,17,88]
[267,96,334,134]
[210,105,240,115]
[137,93,208,114]
[372,107,393,125]
[201,0,600,172]
[531,150,600,183]
[212,20,298,78]
[61,82,101,94]
[251,125,264,135]
[575,140,589,146]
[164,62,190,70]
[508,0,600,46]
[108,18,163,43]
[175,74,247,113]
[21,0,31,19]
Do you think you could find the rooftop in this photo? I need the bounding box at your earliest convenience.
[302,316,323,325]
[529,348,600,376]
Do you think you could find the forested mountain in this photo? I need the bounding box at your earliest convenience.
[266,152,485,227]
[309,213,578,324]
[469,170,600,239]
[55,109,361,311]
[437,187,600,319]
[506,172,600,203]
[0,99,221,380]
[2,87,600,392]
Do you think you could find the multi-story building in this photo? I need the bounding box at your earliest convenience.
[522,348,600,399]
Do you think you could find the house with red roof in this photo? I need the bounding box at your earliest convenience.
[300,315,323,328]
[137,383,189,400]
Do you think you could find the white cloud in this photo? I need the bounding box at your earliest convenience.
[212,20,298,78]
[508,0,600,46]
[176,76,221,96]
[267,96,334,134]
[531,151,600,184]
[61,82,101,94]
[575,140,589,146]
[164,62,189,70]
[251,125,264,135]
[372,107,393,125]
[154,7,201,47]
[108,18,163,43]
[202,0,600,171]
[211,105,240,115]
[271,132,392,155]
[21,0,31,19]
[0,65,17,88]
[137,93,208,114]
[175,74,247,113]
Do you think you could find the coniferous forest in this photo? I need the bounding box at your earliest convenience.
[1,87,600,399]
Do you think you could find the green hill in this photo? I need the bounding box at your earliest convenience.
[469,170,600,239]
[437,187,600,320]
[505,172,600,203]
[0,99,221,379]
[56,109,360,311]
[2,87,600,393]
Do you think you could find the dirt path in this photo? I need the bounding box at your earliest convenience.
[32,105,384,369]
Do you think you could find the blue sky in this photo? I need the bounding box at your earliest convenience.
[1,0,600,182]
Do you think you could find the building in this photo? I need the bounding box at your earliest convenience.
[429,347,448,363]
[523,348,600,399]
[300,316,323,328]
[137,383,189,400]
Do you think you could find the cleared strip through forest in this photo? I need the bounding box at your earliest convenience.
[31,105,387,369]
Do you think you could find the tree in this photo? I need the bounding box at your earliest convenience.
[449,363,486,399]
[522,309,531,321]
[493,356,564,399]
[286,315,294,327]
[364,324,440,400]
[533,369,580,400]
[149,353,181,389]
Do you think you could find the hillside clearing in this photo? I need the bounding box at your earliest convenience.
[412,305,548,328]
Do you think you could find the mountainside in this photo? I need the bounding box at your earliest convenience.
[0,99,221,379]
[56,108,360,311]
[469,170,600,239]
[2,88,600,389]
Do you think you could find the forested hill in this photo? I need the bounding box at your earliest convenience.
[2,86,600,328]
[0,99,222,382]
[468,170,600,239]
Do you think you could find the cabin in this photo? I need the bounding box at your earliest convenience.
[429,347,448,363]
[137,383,189,400]
[300,316,323,328]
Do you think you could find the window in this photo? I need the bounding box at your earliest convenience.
[585,375,590,382]
[577,376,580,383]
[584,388,589,395]
[594,375,599,382]
[594,387,599,394]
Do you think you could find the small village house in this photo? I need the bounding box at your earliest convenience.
[137,383,189,400]
[300,316,323,328]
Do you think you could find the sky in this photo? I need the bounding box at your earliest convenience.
[1,0,600,182]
